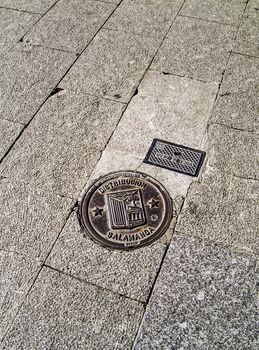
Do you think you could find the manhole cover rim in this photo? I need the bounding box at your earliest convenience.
[79,170,173,251]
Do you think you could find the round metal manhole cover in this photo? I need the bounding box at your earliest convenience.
[80,171,172,250]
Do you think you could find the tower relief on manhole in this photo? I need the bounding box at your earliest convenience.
[80,171,172,250]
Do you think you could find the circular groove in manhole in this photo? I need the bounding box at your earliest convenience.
[80,171,172,250]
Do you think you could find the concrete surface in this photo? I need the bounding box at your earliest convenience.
[0,0,258,348]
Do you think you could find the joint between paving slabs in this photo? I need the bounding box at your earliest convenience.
[0,0,125,166]
[130,188,189,350]
[209,121,259,135]
[209,0,250,107]
[178,13,239,27]
[152,69,214,84]
[9,0,62,52]
[0,263,44,342]
[43,264,146,306]
[0,198,81,340]
[0,5,42,15]
[231,51,259,60]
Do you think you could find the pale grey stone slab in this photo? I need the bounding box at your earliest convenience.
[0,119,23,160]
[176,171,258,255]
[213,53,259,133]
[0,250,41,340]
[2,267,144,350]
[220,53,259,95]
[0,0,57,14]
[0,43,75,124]
[0,177,73,260]
[47,212,172,302]
[134,234,258,350]
[234,0,259,57]
[0,90,125,197]
[211,91,259,133]
[60,29,160,102]
[107,70,217,157]
[151,16,235,82]
[207,123,258,179]
[80,149,190,203]
[0,8,40,55]
[24,0,116,53]
[99,71,217,198]
[180,0,246,25]
[104,0,183,38]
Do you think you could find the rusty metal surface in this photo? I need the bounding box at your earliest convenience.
[80,171,173,250]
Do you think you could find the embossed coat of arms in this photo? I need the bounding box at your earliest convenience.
[106,189,146,229]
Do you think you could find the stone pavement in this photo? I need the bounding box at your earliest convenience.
[0,0,258,349]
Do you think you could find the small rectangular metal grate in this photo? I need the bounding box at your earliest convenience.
[144,139,206,177]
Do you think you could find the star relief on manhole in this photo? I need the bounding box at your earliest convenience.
[79,171,172,250]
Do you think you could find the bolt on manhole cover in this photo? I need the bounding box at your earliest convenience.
[80,171,172,250]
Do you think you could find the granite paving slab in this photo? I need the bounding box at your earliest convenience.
[0,250,41,340]
[133,234,258,350]
[180,0,246,25]
[0,42,75,124]
[0,90,125,197]
[0,177,74,260]
[176,170,258,255]
[0,0,58,14]
[234,0,259,57]
[46,212,172,302]
[211,91,259,133]
[104,0,184,39]
[211,52,259,133]
[151,16,235,82]
[24,0,116,53]
[220,53,259,95]
[2,267,144,350]
[0,119,23,161]
[98,70,217,199]
[60,29,160,102]
[107,70,217,157]
[0,7,40,55]
[207,123,258,179]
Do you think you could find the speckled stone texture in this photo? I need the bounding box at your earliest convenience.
[220,53,259,95]
[211,52,259,133]
[104,0,184,38]
[107,70,217,157]
[0,43,75,124]
[176,170,258,255]
[0,8,40,56]
[46,212,172,302]
[60,29,160,102]
[234,0,259,57]
[0,251,41,340]
[0,0,57,14]
[207,123,258,179]
[0,177,73,260]
[100,70,216,199]
[0,119,23,160]
[180,0,246,25]
[0,90,125,197]
[211,91,258,132]
[2,267,144,350]
[24,0,116,53]
[151,16,235,82]
[133,234,258,350]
